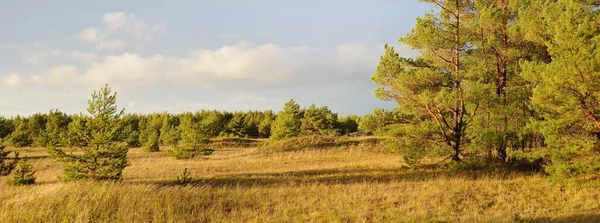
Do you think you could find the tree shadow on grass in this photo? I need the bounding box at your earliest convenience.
[6,155,50,160]
[133,167,538,188]
[522,213,600,223]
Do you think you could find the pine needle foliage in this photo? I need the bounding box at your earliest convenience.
[8,159,36,186]
[48,84,129,181]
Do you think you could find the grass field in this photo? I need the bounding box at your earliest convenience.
[1,138,600,222]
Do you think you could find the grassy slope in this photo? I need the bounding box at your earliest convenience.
[1,138,600,222]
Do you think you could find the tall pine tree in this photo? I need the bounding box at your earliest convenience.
[49,84,129,181]
[373,0,487,162]
[520,0,600,178]
[270,99,302,141]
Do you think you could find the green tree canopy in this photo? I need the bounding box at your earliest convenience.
[49,84,129,181]
[270,99,302,140]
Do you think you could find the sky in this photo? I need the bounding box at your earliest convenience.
[0,0,429,116]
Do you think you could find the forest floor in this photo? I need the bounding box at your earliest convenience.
[1,137,600,222]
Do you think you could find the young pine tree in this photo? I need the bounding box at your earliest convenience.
[258,111,276,138]
[49,84,129,181]
[270,99,302,140]
[8,120,32,148]
[0,117,14,140]
[8,159,36,186]
[144,130,160,152]
[28,113,47,147]
[227,112,248,137]
[44,109,72,147]
[140,114,162,151]
[159,113,180,146]
[170,113,213,159]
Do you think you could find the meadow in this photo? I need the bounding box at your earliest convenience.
[1,137,600,223]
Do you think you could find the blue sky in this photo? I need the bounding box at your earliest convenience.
[0,1,429,116]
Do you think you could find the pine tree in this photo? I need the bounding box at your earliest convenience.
[258,111,276,138]
[519,0,600,179]
[301,104,339,136]
[0,117,15,140]
[8,120,32,147]
[144,130,160,152]
[140,114,162,149]
[227,112,248,137]
[170,113,213,159]
[28,113,47,146]
[63,115,91,147]
[270,99,302,140]
[199,111,228,138]
[242,112,260,138]
[159,113,180,146]
[8,159,36,186]
[0,145,19,176]
[464,0,549,163]
[373,0,486,162]
[337,115,359,135]
[358,109,404,135]
[121,114,142,148]
[49,84,129,181]
[44,110,71,147]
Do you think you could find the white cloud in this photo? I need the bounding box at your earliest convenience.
[82,53,164,87]
[335,43,382,67]
[76,28,105,43]
[0,41,408,115]
[127,101,136,109]
[66,50,100,64]
[5,42,55,64]
[48,65,81,85]
[94,39,126,50]
[1,42,98,64]
[75,12,165,51]
[2,73,23,88]
[51,49,62,56]
[171,41,310,84]
[103,12,165,40]
[3,41,417,93]
[21,52,47,64]
[103,12,128,31]
[24,41,391,91]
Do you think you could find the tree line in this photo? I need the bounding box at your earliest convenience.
[372,0,600,179]
[0,99,397,149]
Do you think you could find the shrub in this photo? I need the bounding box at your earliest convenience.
[8,159,36,186]
[174,168,193,185]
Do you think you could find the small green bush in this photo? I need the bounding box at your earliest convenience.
[174,168,193,185]
[8,159,36,186]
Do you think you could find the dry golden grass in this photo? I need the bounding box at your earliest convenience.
[1,138,600,222]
